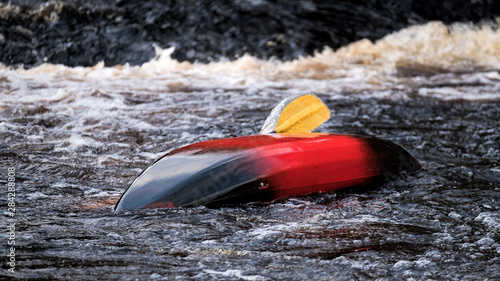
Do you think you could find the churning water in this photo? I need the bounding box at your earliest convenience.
[1,21,500,280]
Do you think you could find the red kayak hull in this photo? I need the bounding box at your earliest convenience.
[115,133,420,210]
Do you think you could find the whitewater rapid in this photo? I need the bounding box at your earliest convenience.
[1,21,499,280]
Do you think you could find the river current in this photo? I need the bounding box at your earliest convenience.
[1,21,500,280]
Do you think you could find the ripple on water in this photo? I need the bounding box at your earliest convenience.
[1,21,500,280]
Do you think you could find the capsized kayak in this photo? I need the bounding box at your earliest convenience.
[115,133,420,210]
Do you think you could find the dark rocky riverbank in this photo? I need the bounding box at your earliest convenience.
[1,0,499,68]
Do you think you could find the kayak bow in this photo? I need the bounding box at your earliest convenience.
[115,133,420,210]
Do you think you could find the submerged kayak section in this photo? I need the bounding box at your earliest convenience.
[115,133,420,210]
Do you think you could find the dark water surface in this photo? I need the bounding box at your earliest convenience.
[1,1,500,280]
[1,68,499,279]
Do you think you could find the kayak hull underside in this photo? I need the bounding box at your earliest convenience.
[115,133,420,210]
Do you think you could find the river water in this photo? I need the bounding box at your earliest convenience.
[1,21,500,280]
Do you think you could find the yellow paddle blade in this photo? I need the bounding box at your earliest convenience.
[274,94,331,133]
[259,93,331,134]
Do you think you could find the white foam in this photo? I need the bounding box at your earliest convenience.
[393,260,412,269]
[475,237,495,246]
[415,258,432,268]
[26,191,49,200]
[475,212,500,232]
[106,232,123,240]
[84,188,111,197]
[2,21,499,102]
[148,273,164,280]
[204,269,268,281]
[246,227,282,240]
[418,85,500,101]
